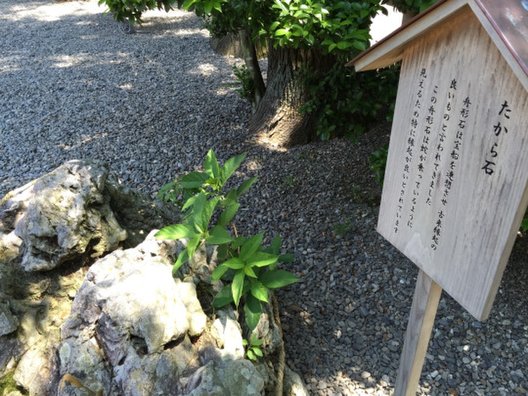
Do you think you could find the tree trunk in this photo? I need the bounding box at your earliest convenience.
[239,30,266,110]
[249,45,334,148]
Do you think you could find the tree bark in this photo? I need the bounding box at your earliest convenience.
[239,30,266,110]
[249,45,334,148]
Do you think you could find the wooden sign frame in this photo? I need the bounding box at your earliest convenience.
[352,1,528,394]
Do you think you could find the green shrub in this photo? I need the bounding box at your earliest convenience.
[302,64,399,141]
[232,64,255,102]
[369,144,389,186]
[156,150,298,352]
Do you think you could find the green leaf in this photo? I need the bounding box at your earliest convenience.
[240,234,263,261]
[203,149,220,179]
[191,194,218,232]
[253,347,263,357]
[231,236,247,249]
[250,280,269,302]
[202,197,220,229]
[244,295,262,330]
[186,236,202,260]
[173,250,189,274]
[236,176,257,197]
[274,28,289,36]
[231,271,245,307]
[191,193,206,229]
[352,41,367,51]
[218,200,240,226]
[155,224,195,240]
[260,270,298,289]
[249,334,263,346]
[212,285,234,308]
[182,0,196,10]
[244,265,258,278]
[247,349,256,361]
[222,153,246,183]
[206,225,233,245]
[211,263,229,281]
[182,194,198,211]
[336,41,352,50]
[179,171,209,189]
[278,253,294,263]
[247,252,278,268]
[223,257,245,269]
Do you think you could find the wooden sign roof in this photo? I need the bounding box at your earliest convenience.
[351,0,528,91]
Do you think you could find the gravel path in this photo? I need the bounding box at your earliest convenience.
[1,1,527,395]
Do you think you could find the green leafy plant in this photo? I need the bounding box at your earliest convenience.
[302,63,399,141]
[156,150,256,272]
[243,334,264,361]
[520,214,528,233]
[281,175,296,188]
[156,150,298,337]
[211,233,296,331]
[99,0,178,24]
[369,144,389,186]
[232,64,255,102]
[383,0,438,15]
[332,220,354,237]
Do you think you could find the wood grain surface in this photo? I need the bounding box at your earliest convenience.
[377,7,528,320]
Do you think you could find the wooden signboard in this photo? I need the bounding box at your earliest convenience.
[352,0,528,394]
[378,6,528,321]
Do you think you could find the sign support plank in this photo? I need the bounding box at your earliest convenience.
[394,270,442,395]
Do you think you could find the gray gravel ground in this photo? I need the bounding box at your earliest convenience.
[1,1,527,395]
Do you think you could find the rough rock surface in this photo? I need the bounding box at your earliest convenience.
[0,302,18,337]
[55,231,266,396]
[0,160,178,273]
[62,237,207,354]
[0,160,126,272]
[0,162,183,395]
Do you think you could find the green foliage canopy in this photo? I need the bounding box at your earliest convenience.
[101,0,384,55]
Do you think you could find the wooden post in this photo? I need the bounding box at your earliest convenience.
[394,270,442,396]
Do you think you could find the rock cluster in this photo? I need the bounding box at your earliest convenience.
[1,160,127,272]
[0,162,306,395]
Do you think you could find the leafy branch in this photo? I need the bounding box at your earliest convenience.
[155,149,298,359]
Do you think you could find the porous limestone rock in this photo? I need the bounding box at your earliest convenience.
[0,302,18,337]
[62,232,207,355]
[0,160,127,271]
[56,231,266,396]
[210,307,245,360]
[0,162,180,394]
[185,359,265,396]
[0,160,178,272]
[283,365,310,396]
